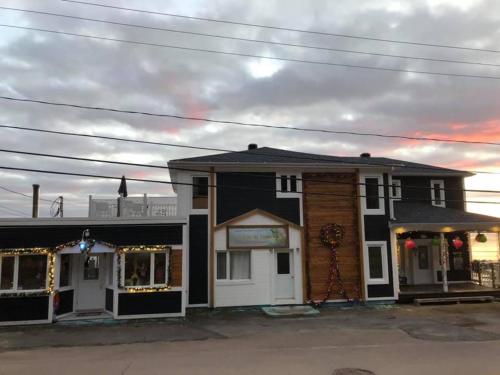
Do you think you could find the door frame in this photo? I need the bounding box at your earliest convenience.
[271,248,296,304]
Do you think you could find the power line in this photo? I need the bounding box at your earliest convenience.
[0,164,498,204]
[1,123,499,176]
[0,203,29,217]
[0,183,54,203]
[3,24,500,81]
[1,146,499,195]
[61,0,500,54]
[2,96,500,148]
[2,6,500,69]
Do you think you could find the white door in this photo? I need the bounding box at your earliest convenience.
[412,245,434,284]
[76,254,106,311]
[274,250,294,301]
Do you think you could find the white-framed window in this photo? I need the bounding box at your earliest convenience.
[192,176,209,210]
[390,179,402,200]
[59,254,72,288]
[0,254,49,292]
[276,173,301,197]
[364,242,389,284]
[122,251,169,287]
[430,180,445,207]
[216,250,251,281]
[360,175,385,215]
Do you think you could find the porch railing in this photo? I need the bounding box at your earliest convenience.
[471,261,500,288]
[88,195,177,218]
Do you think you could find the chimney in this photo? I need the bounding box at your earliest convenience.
[32,184,40,218]
[248,143,258,150]
[360,153,371,158]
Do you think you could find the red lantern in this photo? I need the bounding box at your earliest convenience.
[452,237,464,250]
[405,238,416,250]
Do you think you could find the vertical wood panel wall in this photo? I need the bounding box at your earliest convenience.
[303,173,361,301]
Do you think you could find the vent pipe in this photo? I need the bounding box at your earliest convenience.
[248,143,258,150]
[32,184,40,218]
[360,153,371,158]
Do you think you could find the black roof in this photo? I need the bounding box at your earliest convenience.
[393,202,500,224]
[169,147,470,175]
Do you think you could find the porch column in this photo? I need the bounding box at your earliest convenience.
[440,233,449,293]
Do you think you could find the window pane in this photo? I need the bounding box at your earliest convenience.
[433,183,442,204]
[230,251,250,280]
[18,255,47,290]
[417,246,429,269]
[154,252,167,284]
[277,252,290,274]
[84,255,100,280]
[59,254,71,287]
[365,178,380,209]
[368,246,383,279]
[392,180,401,198]
[290,175,297,192]
[217,252,227,280]
[1,257,14,290]
[124,253,151,286]
[280,175,288,192]
[193,177,208,209]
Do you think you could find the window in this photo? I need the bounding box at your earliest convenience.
[123,251,170,287]
[361,175,385,215]
[417,246,429,269]
[431,180,445,207]
[277,252,290,274]
[216,251,251,280]
[364,242,389,284]
[391,179,402,200]
[84,255,100,280]
[0,256,14,290]
[192,176,208,209]
[18,255,47,290]
[59,254,71,288]
[276,173,301,196]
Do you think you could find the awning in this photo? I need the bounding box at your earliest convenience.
[390,202,500,232]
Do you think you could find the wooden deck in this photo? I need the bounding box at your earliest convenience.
[398,282,500,303]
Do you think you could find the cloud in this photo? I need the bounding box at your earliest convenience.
[0,0,499,217]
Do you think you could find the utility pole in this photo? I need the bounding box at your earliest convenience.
[32,184,40,218]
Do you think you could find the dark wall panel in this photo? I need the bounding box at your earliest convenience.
[217,172,300,225]
[56,289,73,316]
[0,224,183,249]
[105,288,113,312]
[368,284,394,298]
[0,296,49,322]
[189,215,208,305]
[118,291,182,315]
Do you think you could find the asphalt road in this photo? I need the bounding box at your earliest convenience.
[1,303,500,375]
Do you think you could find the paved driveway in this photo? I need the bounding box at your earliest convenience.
[1,303,500,374]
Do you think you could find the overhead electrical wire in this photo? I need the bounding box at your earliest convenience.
[0,183,53,203]
[1,6,500,68]
[0,203,29,217]
[60,0,500,54]
[2,24,500,81]
[0,146,499,196]
[1,97,499,148]
[0,164,497,204]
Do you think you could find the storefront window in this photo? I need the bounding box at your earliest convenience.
[217,251,251,280]
[125,253,151,286]
[18,255,47,290]
[154,253,167,284]
[0,256,15,290]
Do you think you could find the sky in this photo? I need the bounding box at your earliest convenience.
[0,0,499,219]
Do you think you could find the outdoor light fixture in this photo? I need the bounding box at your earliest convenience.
[79,229,91,253]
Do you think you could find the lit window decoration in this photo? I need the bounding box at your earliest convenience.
[124,286,171,293]
[452,236,464,250]
[405,238,417,250]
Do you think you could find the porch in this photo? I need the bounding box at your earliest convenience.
[398,282,500,303]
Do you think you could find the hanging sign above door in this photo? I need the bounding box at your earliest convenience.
[227,225,289,249]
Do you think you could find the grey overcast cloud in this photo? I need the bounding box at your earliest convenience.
[0,0,499,217]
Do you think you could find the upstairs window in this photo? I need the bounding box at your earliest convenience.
[276,174,299,195]
[361,175,385,215]
[365,178,380,209]
[192,176,209,209]
[431,180,445,207]
[391,179,402,200]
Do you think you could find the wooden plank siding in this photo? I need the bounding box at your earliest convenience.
[303,173,362,301]
[170,249,182,287]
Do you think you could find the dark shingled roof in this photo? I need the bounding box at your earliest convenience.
[393,202,500,224]
[169,147,470,175]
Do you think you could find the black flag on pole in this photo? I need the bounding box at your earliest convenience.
[118,175,128,198]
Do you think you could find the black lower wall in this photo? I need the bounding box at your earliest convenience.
[56,289,73,316]
[188,215,208,305]
[117,291,182,315]
[106,288,114,312]
[0,295,49,322]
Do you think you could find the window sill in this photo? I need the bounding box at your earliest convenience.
[216,280,254,286]
[366,279,389,285]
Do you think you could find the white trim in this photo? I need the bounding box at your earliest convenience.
[390,230,400,297]
[390,178,402,201]
[181,225,188,316]
[430,179,446,207]
[360,174,385,215]
[121,250,171,289]
[364,241,389,285]
[0,253,49,293]
[114,312,184,320]
[276,172,302,197]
